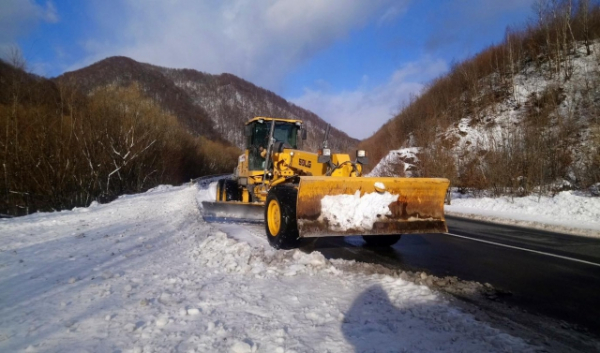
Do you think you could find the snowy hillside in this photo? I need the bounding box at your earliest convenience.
[159,69,358,152]
[0,183,546,353]
[438,42,600,170]
[364,38,600,195]
[368,147,421,177]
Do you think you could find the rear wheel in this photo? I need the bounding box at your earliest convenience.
[216,180,225,201]
[217,179,240,201]
[222,179,240,201]
[362,234,401,247]
[265,185,300,249]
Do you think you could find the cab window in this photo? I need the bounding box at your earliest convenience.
[246,121,299,171]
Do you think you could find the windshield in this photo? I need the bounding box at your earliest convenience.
[247,120,299,171]
[273,122,298,148]
[249,121,298,149]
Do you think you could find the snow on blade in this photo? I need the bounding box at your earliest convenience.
[319,190,398,231]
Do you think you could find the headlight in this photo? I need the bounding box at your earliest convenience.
[356,150,368,165]
[318,148,332,164]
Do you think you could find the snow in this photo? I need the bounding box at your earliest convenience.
[439,43,600,158]
[446,190,600,238]
[318,191,398,232]
[0,183,539,352]
[368,147,420,177]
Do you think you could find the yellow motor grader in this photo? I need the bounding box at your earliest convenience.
[201,117,450,249]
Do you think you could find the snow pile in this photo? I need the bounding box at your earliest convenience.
[193,230,333,277]
[369,147,420,177]
[0,183,540,352]
[319,191,398,231]
[446,190,600,237]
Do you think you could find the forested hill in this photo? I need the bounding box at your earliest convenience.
[58,56,358,152]
[0,59,239,216]
[361,0,600,196]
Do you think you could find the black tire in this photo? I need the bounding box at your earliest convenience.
[222,179,240,201]
[362,234,401,247]
[265,185,300,249]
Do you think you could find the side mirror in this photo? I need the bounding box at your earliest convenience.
[301,128,307,141]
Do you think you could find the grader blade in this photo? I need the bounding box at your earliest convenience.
[201,201,264,223]
[295,176,450,238]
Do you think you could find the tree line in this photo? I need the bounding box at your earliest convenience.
[0,58,239,216]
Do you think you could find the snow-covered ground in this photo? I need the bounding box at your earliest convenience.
[0,183,544,353]
[446,190,600,238]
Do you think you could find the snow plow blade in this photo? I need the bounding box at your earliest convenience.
[201,201,264,223]
[295,176,450,238]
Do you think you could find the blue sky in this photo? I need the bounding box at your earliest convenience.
[1,0,535,139]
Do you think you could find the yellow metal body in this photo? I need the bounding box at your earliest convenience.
[213,116,450,238]
[295,176,449,237]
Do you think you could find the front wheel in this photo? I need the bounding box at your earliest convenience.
[265,186,300,249]
[362,234,401,247]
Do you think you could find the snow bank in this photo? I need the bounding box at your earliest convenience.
[446,190,600,238]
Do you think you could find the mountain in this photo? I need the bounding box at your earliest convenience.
[362,3,600,195]
[57,56,359,152]
[57,56,221,141]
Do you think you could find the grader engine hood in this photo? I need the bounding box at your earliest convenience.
[295,176,450,238]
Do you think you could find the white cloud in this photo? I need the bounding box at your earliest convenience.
[0,0,58,53]
[377,5,407,26]
[75,0,403,90]
[290,57,448,139]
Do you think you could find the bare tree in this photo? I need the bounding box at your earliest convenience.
[581,0,592,55]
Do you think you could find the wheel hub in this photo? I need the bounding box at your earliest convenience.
[267,199,281,236]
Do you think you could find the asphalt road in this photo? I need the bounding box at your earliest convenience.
[308,215,600,335]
